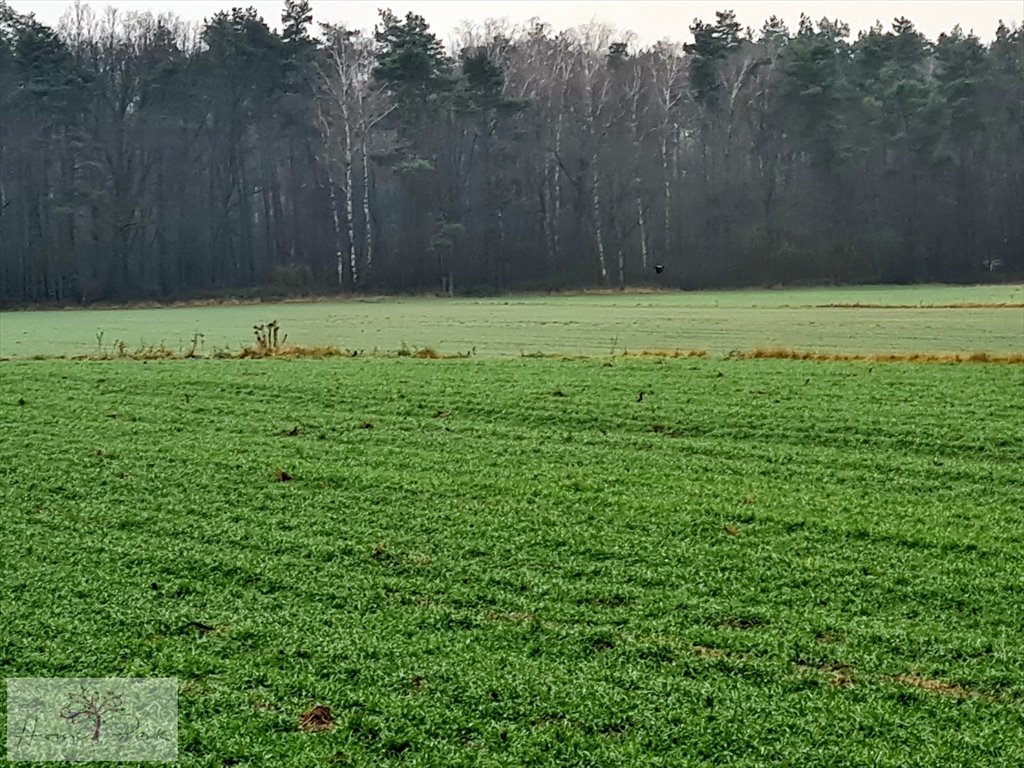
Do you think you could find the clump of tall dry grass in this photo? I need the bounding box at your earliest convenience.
[252,320,286,353]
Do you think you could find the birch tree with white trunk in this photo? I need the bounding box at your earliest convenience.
[319,25,394,287]
[569,23,614,284]
[647,41,686,265]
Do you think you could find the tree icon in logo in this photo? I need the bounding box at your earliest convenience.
[59,686,126,742]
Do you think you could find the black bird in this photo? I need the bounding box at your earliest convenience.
[654,264,664,274]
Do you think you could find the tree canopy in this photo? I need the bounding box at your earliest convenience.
[0,2,1020,304]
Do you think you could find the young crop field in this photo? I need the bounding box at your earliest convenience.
[1,283,1022,359]
[2,351,1022,766]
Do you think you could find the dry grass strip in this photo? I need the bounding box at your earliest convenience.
[730,347,1024,364]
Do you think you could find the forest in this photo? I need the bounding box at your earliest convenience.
[0,1,1021,304]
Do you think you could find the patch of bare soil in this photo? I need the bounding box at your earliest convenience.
[299,705,335,733]
[889,673,988,700]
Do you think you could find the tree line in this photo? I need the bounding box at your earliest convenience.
[1,1,1021,304]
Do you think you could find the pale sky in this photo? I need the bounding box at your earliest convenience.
[14,1,1024,45]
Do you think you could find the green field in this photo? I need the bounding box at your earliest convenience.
[2,286,1023,765]
[2,352,1023,765]
[2,283,1022,358]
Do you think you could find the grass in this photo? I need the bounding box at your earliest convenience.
[2,355,1023,766]
[2,284,1022,359]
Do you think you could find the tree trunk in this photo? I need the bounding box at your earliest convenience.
[661,136,671,258]
[342,110,356,287]
[497,208,505,291]
[540,140,554,279]
[540,183,554,279]
[317,106,346,288]
[636,190,648,271]
[591,153,607,284]
[360,137,373,279]
[552,115,562,263]
[326,177,344,287]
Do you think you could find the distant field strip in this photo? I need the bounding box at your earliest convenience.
[1,285,1022,359]
[815,302,1024,309]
